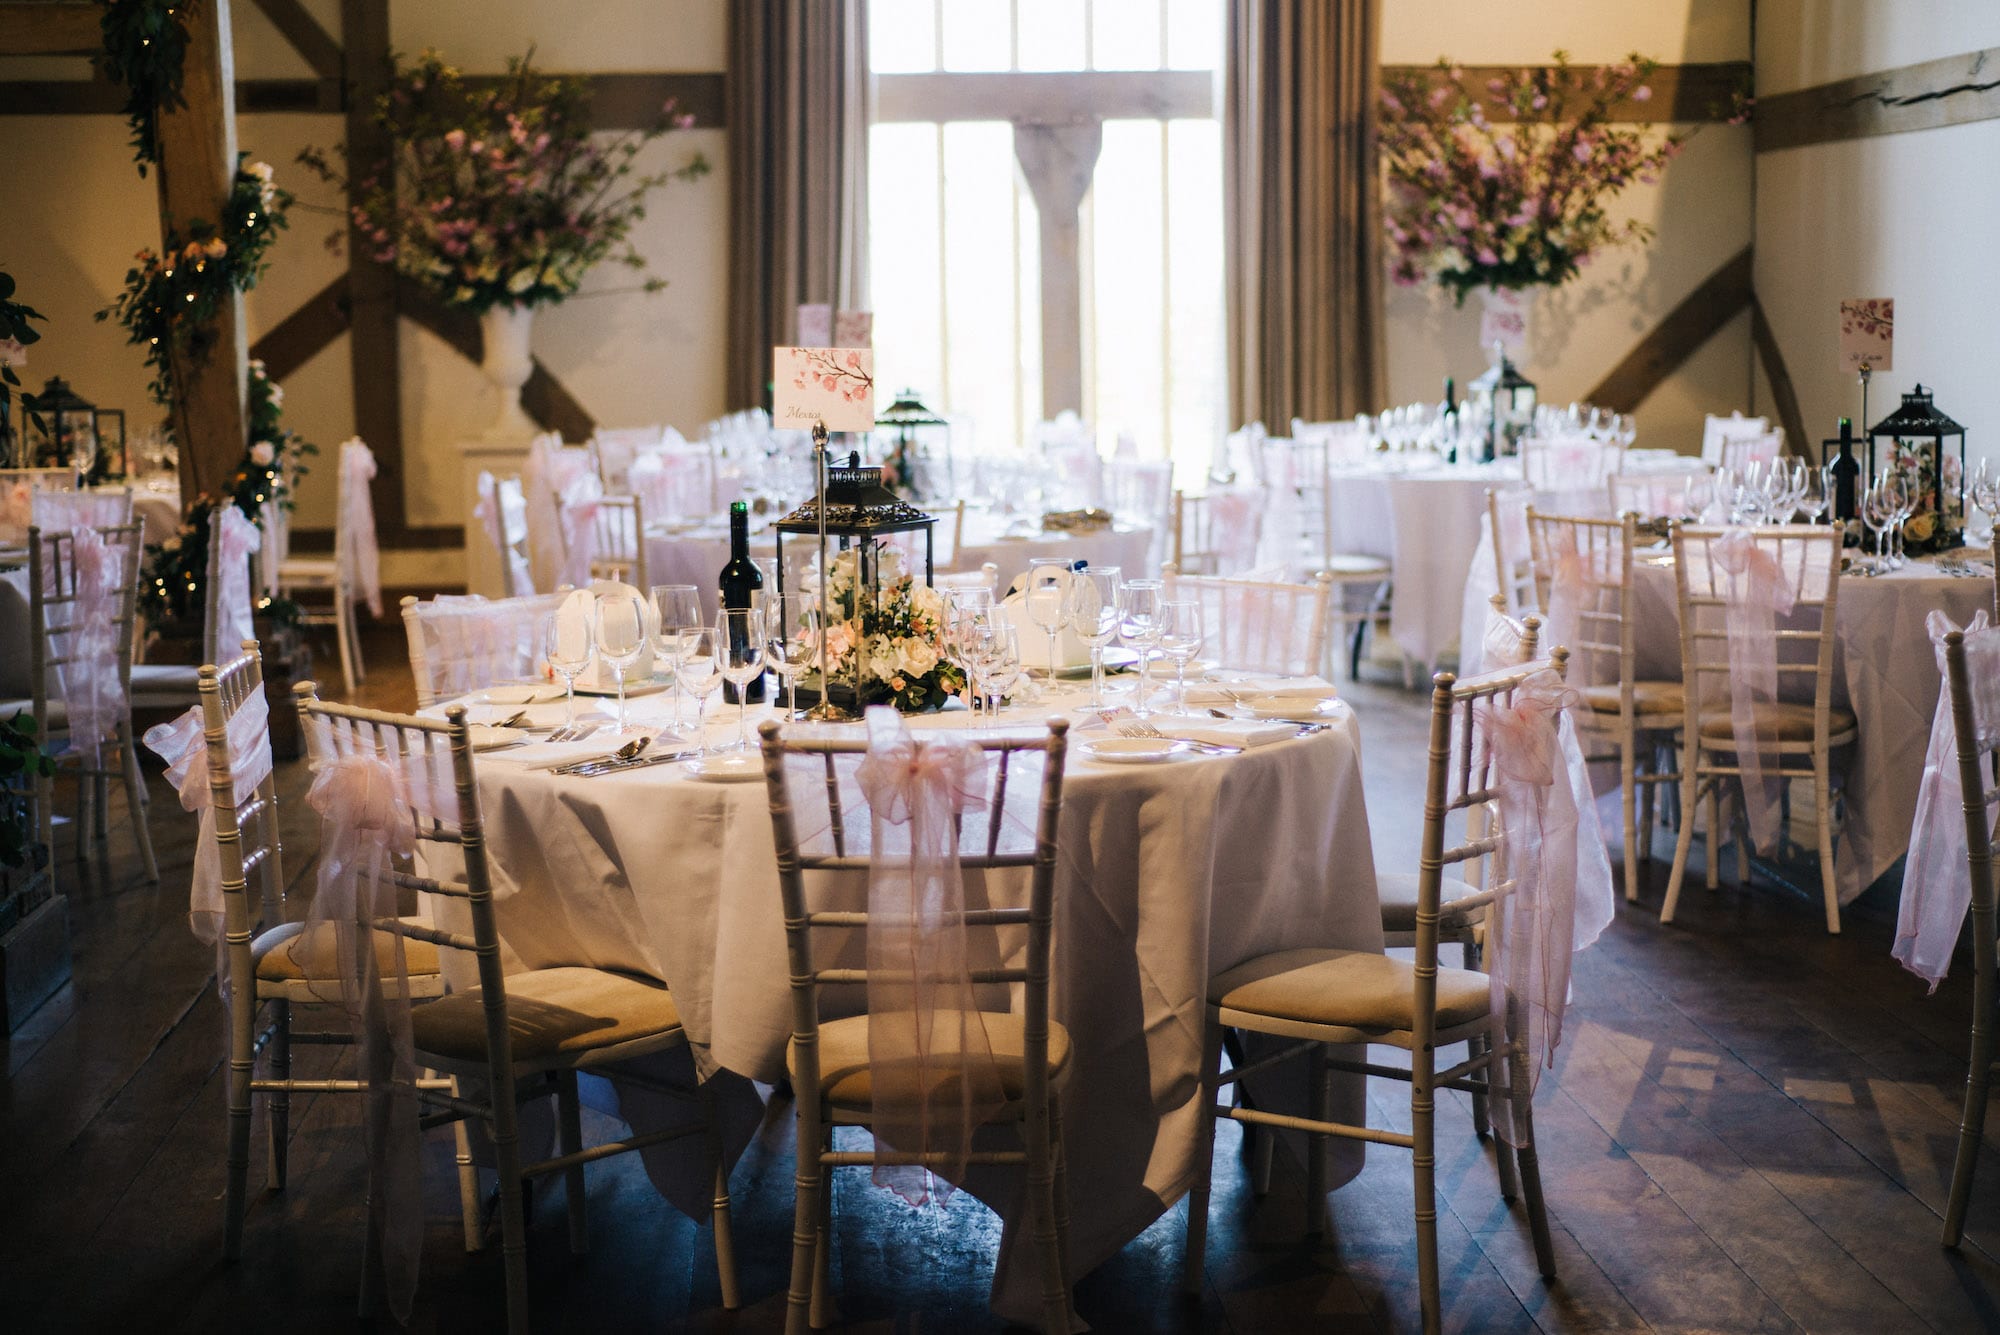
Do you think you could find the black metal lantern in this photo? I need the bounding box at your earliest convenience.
[874,387,951,501]
[1867,384,1967,550]
[19,377,120,481]
[1466,344,1537,462]
[774,453,936,711]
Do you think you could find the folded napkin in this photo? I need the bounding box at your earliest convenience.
[1178,677,1335,705]
[1145,714,1296,748]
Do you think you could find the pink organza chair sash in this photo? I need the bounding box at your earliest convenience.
[35,488,130,530]
[853,708,1006,1205]
[557,472,604,590]
[629,449,713,524]
[47,525,128,765]
[1893,612,2000,989]
[339,440,384,617]
[142,689,273,947]
[213,504,263,656]
[413,592,563,701]
[1472,666,1615,1146]
[1208,490,1262,572]
[1712,527,1797,851]
[523,434,594,591]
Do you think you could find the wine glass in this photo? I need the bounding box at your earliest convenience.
[1875,471,1909,568]
[1067,566,1123,708]
[651,584,703,730]
[1119,579,1164,717]
[1798,467,1829,525]
[1969,458,1999,546]
[593,591,648,734]
[1157,598,1205,713]
[675,627,724,754]
[1025,558,1070,681]
[716,607,765,751]
[980,622,1022,722]
[543,610,593,732]
[764,591,816,721]
[1861,481,1895,568]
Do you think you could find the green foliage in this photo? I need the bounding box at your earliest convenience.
[0,269,48,457]
[0,712,54,872]
[99,0,195,175]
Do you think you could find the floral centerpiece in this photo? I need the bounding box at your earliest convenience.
[816,545,963,713]
[300,49,708,313]
[1885,439,1961,554]
[1379,53,1743,304]
[139,360,311,627]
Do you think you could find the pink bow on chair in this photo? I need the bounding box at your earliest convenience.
[141,691,273,952]
[1894,611,2000,989]
[853,706,1003,1206]
[1712,527,1797,854]
[1475,667,1612,1146]
[303,741,433,1322]
[557,474,603,591]
[50,525,126,766]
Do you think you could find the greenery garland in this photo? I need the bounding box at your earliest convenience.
[139,359,312,627]
[98,157,290,406]
[0,710,55,875]
[0,271,47,461]
[99,0,197,175]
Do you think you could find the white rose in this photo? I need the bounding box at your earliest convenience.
[249,441,276,466]
[897,637,938,679]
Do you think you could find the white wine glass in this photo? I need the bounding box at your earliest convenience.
[1068,566,1123,708]
[651,583,702,731]
[675,627,724,754]
[765,591,816,721]
[717,606,765,751]
[593,592,648,734]
[1119,579,1164,716]
[543,611,593,732]
[1157,598,1205,713]
[1025,558,1070,682]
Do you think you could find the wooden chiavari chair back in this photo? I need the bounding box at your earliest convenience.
[1162,564,1333,677]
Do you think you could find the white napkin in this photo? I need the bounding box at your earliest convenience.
[1178,677,1335,705]
[1145,714,1296,748]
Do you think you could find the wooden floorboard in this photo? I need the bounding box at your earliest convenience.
[5,640,1999,1332]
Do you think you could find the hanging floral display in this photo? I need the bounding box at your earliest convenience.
[139,360,312,626]
[98,0,195,174]
[1378,53,1745,303]
[299,49,708,314]
[98,158,291,405]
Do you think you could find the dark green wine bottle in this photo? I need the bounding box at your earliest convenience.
[719,500,765,703]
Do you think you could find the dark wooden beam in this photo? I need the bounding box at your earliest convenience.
[340,0,406,534]
[0,72,723,121]
[248,0,343,81]
[1587,247,1753,412]
[247,273,350,381]
[0,1,103,55]
[1750,297,1810,460]
[155,0,250,501]
[521,364,596,442]
[1754,47,2000,153]
[236,76,343,113]
[1383,62,1751,124]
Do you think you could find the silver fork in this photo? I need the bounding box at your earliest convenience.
[1112,717,1240,754]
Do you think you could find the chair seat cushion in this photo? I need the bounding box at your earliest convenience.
[797,1011,1073,1111]
[1375,871,1483,934]
[1211,948,1491,1033]
[411,967,681,1062]
[253,919,441,983]
[1578,680,1684,716]
[1697,702,1856,744]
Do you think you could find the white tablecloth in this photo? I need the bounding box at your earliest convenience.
[949,511,1157,587]
[1625,555,1994,902]
[426,681,1380,1318]
[120,477,181,547]
[641,523,779,620]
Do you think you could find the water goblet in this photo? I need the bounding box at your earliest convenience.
[981,622,1022,722]
[764,591,816,721]
[675,628,724,754]
[543,611,593,732]
[593,591,649,734]
[1798,467,1828,525]
[1119,578,1164,716]
[1025,558,1070,681]
[1067,566,1123,708]
[1157,599,1205,713]
[716,607,766,751]
[651,584,703,730]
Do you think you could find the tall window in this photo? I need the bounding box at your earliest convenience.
[868,0,1226,477]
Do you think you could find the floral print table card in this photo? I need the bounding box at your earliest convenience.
[1840,298,1893,374]
[773,346,876,433]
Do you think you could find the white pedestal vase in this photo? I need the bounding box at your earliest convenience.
[1476,284,1530,357]
[481,302,537,443]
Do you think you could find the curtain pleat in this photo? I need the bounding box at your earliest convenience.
[727,0,870,410]
[1225,0,1383,428]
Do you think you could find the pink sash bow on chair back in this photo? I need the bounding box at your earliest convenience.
[48,524,127,766]
[1474,667,1614,1146]
[0,479,31,541]
[1894,611,2000,989]
[339,440,384,617]
[142,689,274,950]
[854,707,1006,1205]
[1712,527,1797,852]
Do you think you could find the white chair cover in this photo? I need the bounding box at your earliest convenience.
[338,439,384,617]
[556,471,604,591]
[522,433,593,592]
[1701,412,1769,466]
[45,523,129,765]
[212,504,263,659]
[472,471,533,599]
[405,592,565,704]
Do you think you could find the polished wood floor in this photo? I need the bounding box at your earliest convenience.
[5,624,2000,1333]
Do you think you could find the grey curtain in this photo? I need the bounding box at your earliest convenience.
[1224,0,1385,428]
[727,0,870,410]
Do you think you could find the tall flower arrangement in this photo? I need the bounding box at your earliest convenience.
[300,50,708,314]
[1379,53,1736,303]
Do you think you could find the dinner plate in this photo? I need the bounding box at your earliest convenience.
[478,683,564,706]
[1241,691,1342,722]
[1078,737,1189,764]
[686,752,765,783]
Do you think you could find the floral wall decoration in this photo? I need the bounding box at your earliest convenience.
[1378,52,1749,305]
[299,49,709,315]
[97,158,291,406]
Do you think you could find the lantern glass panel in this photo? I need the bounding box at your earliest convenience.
[1866,384,1967,551]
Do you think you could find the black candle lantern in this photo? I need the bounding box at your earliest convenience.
[774,453,936,711]
[873,388,951,501]
[1466,344,1537,462]
[1867,384,1967,550]
[19,377,121,482]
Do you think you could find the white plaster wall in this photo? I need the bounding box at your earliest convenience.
[1381,1,1755,454]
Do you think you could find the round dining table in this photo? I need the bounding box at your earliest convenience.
[421,676,1380,1321]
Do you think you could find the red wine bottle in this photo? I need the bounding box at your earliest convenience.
[719,500,766,703]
